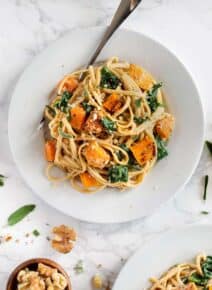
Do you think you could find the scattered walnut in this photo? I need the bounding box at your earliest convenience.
[17,268,45,290]
[16,263,68,290]
[51,225,77,254]
[38,263,57,277]
[45,277,55,290]
[51,272,68,289]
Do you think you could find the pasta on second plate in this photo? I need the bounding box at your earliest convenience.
[43,57,174,193]
[150,253,212,290]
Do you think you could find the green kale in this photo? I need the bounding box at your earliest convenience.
[134,116,145,125]
[188,273,208,286]
[147,82,162,112]
[100,67,121,89]
[82,101,94,113]
[108,165,128,183]
[156,136,168,160]
[102,117,116,133]
[202,256,212,278]
[186,256,212,287]
[135,98,142,108]
[54,91,72,113]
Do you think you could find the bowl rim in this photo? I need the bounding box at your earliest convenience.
[112,224,212,290]
[8,26,205,224]
[6,258,72,290]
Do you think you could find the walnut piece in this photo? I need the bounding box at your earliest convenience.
[38,263,57,277]
[17,268,45,290]
[16,263,68,290]
[51,272,68,289]
[51,225,77,254]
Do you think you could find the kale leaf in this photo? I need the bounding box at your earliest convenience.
[135,98,142,108]
[100,67,121,89]
[108,165,128,183]
[147,83,162,112]
[202,256,212,279]
[156,136,168,160]
[102,117,116,133]
[188,273,208,286]
[82,101,94,114]
[54,91,72,113]
[134,116,145,125]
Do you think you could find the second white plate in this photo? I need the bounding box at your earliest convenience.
[113,225,212,290]
[8,27,204,223]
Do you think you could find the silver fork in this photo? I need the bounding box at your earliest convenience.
[40,0,142,132]
[79,0,142,80]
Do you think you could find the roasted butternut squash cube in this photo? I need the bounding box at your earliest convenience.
[83,141,110,169]
[128,64,154,90]
[155,114,174,140]
[130,135,155,166]
[63,77,78,93]
[70,106,86,130]
[103,93,122,113]
[80,172,100,187]
[45,140,56,162]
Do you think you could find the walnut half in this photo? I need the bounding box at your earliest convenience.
[51,225,77,254]
[17,268,45,290]
[16,263,68,290]
[38,263,57,277]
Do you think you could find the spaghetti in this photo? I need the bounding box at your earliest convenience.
[149,253,212,290]
[43,57,174,193]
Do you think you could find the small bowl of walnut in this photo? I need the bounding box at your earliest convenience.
[6,258,72,290]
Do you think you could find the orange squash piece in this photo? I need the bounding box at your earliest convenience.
[83,141,110,169]
[84,110,103,134]
[130,135,155,166]
[185,283,198,290]
[103,93,122,113]
[80,172,100,187]
[155,114,174,140]
[63,77,78,93]
[45,140,56,162]
[70,106,86,130]
[128,64,154,90]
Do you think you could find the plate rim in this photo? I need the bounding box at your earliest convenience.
[112,224,212,289]
[8,26,205,224]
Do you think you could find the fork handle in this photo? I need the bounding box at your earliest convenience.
[87,0,142,66]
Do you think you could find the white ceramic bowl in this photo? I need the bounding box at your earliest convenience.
[8,27,204,223]
[113,225,212,290]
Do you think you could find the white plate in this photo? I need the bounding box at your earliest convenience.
[8,27,204,223]
[113,225,212,290]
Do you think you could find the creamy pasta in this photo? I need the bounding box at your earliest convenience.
[43,57,174,193]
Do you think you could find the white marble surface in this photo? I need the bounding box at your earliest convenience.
[0,0,212,289]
